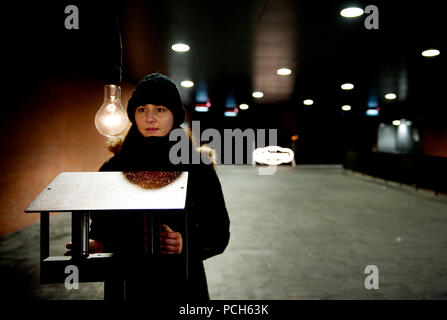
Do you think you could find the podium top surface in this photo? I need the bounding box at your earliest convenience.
[25,171,188,212]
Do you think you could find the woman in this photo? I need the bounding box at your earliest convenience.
[67,73,230,300]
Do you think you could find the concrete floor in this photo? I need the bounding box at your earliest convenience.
[1,166,447,300]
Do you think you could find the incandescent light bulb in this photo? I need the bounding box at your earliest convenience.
[95,85,129,137]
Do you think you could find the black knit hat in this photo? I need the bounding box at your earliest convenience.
[127,73,185,127]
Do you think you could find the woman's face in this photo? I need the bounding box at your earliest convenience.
[134,104,174,137]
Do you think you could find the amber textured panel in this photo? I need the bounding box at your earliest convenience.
[0,76,133,236]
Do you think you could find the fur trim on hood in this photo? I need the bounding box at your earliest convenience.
[106,135,125,154]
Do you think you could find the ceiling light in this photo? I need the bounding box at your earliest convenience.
[252,91,264,98]
[385,93,397,100]
[341,83,354,90]
[392,120,401,126]
[303,99,313,105]
[277,68,292,75]
[341,105,351,111]
[340,7,364,18]
[171,43,190,52]
[239,103,249,110]
[181,80,194,88]
[421,49,440,57]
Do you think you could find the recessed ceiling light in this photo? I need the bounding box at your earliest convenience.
[277,68,292,76]
[239,103,249,110]
[303,99,314,105]
[252,91,264,98]
[181,80,194,88]
[392,120,401,126]
[385,93,397,100]
[171,43,190,52]
[341,83,354,90]
[422,49,440,57]
[340,7,364,18]
[342,105,351,111]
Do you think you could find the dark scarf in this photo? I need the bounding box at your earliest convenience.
[110,125,194,172]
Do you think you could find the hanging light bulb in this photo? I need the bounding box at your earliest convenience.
[95,84,129,136]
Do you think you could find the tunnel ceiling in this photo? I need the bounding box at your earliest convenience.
[120,0,444,124]
[5,0,445,131]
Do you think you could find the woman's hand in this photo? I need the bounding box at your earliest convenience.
[65,239,104,256]
[160,224,183,254]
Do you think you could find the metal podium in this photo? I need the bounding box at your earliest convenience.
[24,171,189,299]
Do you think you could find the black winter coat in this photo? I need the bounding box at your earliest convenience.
[89,129,230,301]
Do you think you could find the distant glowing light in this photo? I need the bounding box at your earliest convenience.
[421,49,440,57]
[385,93,397,100]
[195,106,209,112]
[181,80,194,88]
[195,99,211,112]
[277,68,292,75]
[340,7,364,18]
[253,146,295,165]
[226,93,236,108]
[367,96,379,108]
[252,91,264,98]
[341,83,354,90]
[171,43,190,52]
[195,82,209,102]
[392,120,401,126]
[291,135,299,141]
[303,99,314,105]
[224,111,238,117]
[366,109,379,116]
[342,105,351,111]
[239,103,249,110]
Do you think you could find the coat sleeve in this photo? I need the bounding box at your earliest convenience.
[187,165,230,261]
[89,211,108,242]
